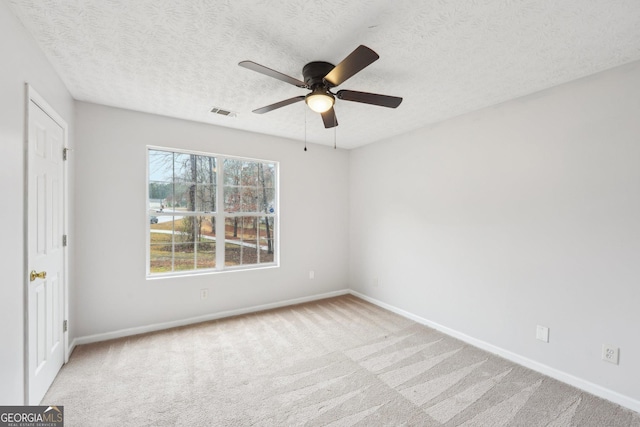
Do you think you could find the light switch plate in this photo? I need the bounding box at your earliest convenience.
[536,325,549,343]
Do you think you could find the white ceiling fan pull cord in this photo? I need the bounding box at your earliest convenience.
[334,113,337,150]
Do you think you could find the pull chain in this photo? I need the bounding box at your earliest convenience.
[333,112,337,149]
[304,107,308,151]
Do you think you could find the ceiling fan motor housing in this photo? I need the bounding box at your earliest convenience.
[303,61,335,89]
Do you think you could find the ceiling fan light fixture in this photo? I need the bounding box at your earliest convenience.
[305,90,334,113]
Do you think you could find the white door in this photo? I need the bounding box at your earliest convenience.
[27,94,66,404]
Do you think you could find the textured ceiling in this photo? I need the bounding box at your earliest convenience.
[7,0,640,149]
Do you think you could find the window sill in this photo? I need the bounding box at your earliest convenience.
[146,263,279,280]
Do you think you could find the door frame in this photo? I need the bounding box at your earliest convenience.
[23,84,70,404]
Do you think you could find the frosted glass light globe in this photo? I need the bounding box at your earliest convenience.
[305,91,334,113]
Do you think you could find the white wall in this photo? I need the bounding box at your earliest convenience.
[73,102,349,338]
[349,61,640,408]
[0,2,75,404]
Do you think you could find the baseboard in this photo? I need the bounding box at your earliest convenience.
[349,290,640,414]
[73,289,350,346]
[67,338,78,360]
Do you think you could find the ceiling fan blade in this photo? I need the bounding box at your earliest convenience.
[239,61,306,88]
[336,90,403,108]
[252,96,305,114]
[321,107,338,128]
[323,45,379,87]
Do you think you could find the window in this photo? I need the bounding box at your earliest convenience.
[147,147,278,276]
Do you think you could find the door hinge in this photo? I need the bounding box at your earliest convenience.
[63,147,70,161]
[63,320,68,332]
[62,235,68,247]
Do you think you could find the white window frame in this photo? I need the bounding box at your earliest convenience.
[146,146,279,278]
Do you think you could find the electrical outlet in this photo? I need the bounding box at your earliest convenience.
[536,325,549,343]
[309,270,315,280]
[200,289,208,300]
[602,345,619,365]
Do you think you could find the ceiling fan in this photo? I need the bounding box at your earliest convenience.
[239,45,402,128]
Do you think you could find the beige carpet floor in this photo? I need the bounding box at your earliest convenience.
[43,295,640,426]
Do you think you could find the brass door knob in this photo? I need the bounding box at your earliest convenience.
[30,270,47,282]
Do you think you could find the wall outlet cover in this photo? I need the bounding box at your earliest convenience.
[602,345,619,365]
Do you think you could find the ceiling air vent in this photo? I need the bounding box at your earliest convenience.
[211,107,236,117]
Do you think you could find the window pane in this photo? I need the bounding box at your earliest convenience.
[224,186,241,212]
[174,154,208,214]
[148,150,175,212]
[175,216,198,244]
[150,230,173,273]
[148,150,174,183]
[241,216,258,264]
[259,217,276,264]
[225,217,241,266]
[258,188,276,213]
[223,159,242,185]
[149,215,175,273]
[195,183,215,212]
[197,216,216,269]
[223,159,242,213]
[260,241,275,264]
[242,244,257,264]
[173,243,195,271]
[194,155,216,184]
[261,163,276,188]
[224,216,260,267]
[174,153,194,183]
[171,183,190,209]
[182,184,198,213]
[241,187,258,212]
[241,162,258,186]
[148,181,173,211]
[199,216,216,238]
[196,241,216,269]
